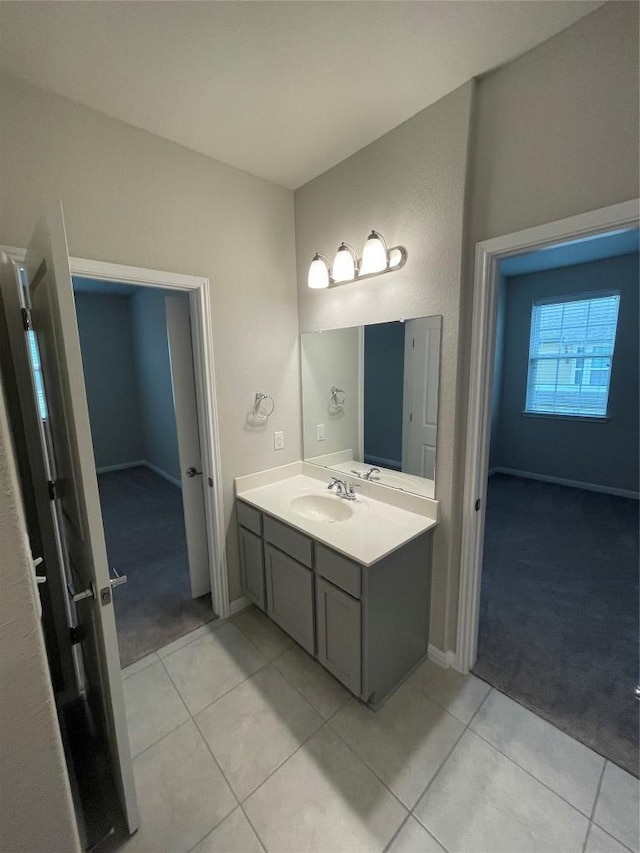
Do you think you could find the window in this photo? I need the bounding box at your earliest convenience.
[525,292,620,417]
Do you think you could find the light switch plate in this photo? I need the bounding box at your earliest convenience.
[316,423,325,441]
[274,430,284,450]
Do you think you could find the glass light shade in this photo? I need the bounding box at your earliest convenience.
[308,254,330,289]
[360,231,388,275]
[332,243,357,283]
[388,247,404,268]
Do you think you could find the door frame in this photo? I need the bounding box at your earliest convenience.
[2,247,230,619]
[456,198,640,674]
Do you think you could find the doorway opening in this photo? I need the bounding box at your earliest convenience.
[458,200,639,777]
[72,276,216,667]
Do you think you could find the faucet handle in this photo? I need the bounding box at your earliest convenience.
[327,477,341,490]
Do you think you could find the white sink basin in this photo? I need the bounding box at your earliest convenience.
[289,493,354,523]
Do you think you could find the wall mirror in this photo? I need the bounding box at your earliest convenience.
[301,316,442,499]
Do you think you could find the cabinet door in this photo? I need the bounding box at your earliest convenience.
[316,578,361,695]
[239,526,265,610]
[264,545,314,654]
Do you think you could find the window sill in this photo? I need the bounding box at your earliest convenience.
[521,411,610,423]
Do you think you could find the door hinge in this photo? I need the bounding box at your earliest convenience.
[69,625,86,646]
[412,338,415,348]
[21,307,32,331]
[47,479,57,501]
[409,412,413,423]
[475,498,481,511]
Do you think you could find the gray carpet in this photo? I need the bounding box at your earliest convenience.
[97,466,215,668]
[474,474,639,777]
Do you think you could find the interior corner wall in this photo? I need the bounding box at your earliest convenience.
[492,253,639,493]
[0,71,300,603]
[131,289,181,483]
[295,80,475,652]
[0,376,81,853]
[75,291,144,470]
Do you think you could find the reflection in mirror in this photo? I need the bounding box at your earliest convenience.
[301,316,442,499]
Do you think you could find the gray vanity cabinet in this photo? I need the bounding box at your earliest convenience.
[237,497,432,708]
[238,526,266,610]
[316,577,361,695]
[264,545,315,654]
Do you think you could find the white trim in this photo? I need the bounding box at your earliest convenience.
[3,247,230,619]
[457,199,640,674]
[96,460,146,475]
[427,643,457,670]
[490,467,639,500]
[228,596,251,616]
[143,461,182,490]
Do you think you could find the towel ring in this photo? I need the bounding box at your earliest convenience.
[253,392,275,420]
[329,386,346,411]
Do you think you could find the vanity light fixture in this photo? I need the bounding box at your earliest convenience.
[307,230,407,289]
[307,253,331,289]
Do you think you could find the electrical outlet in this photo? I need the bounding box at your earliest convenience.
[316,423,325,441]
[274,430,284,450]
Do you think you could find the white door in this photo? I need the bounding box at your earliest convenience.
[402,316,441,479]
[165,294,210,599]
[10,203,139,834]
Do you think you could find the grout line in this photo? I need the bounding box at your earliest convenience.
[589,762,607,821]
[238,802,268,853]
[382,812,412,853]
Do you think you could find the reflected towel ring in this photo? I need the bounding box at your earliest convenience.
[329,386,346,411]
[253,392,275,420]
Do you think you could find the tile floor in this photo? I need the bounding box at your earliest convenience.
[118,606,639,853]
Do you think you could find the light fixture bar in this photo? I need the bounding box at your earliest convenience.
[307,231,407,290]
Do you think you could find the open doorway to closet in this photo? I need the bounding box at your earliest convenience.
[72,277,216,667]
[472,224,639,776]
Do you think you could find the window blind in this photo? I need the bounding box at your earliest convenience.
[525,292,620,417]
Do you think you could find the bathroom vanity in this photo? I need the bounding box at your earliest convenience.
[235,464,438,708]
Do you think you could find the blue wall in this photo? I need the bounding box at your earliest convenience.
[491,252,639,493]
[131,289,181,482]
[364,322,405,470]
[75,292,144,469]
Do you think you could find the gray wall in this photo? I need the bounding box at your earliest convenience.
[131,290,181,483]
[0,70,299,603]
[491,253,639,493]
[75,292,144,470]
[0,378,80,853]
[296,2,639,652]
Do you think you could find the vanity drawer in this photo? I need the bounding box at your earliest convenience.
[316,544,361,599]
[237,500,262,536]
[263,515,313,568]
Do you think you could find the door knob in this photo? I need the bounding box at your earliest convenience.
[185,467,203,478]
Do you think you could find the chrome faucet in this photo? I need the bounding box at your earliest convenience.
[357,466,381,481]
[327,477,359,501]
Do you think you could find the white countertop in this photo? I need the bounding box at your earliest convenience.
[235,463,438,567]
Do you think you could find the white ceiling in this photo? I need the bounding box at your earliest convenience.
[0,1,602,189]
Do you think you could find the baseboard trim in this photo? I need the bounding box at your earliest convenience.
[428,644,456,670]
[96,460,146,475]
[228,596,250,616]
[143,461,182,489]
[490,467,639,500]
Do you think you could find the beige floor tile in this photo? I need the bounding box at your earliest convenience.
[414,730,589,853]
[387,817,446,853]
[593,762,639,852]
[157,619,221,659]
[191,807,263,853]
[586,823,632,853]
[121,652,159,680]
[330,683,464,808]
[244,725,407,853]
[470,689,604,814]
[196,665,322,800]
[123,721,236,853]
[162,622,267,714]
[273,644,350,719]
[123,661,190,757]
[407,659,490,724]
[232,606,293,660]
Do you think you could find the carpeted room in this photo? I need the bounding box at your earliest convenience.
[475,240,639,777]
[74,278,215,667]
